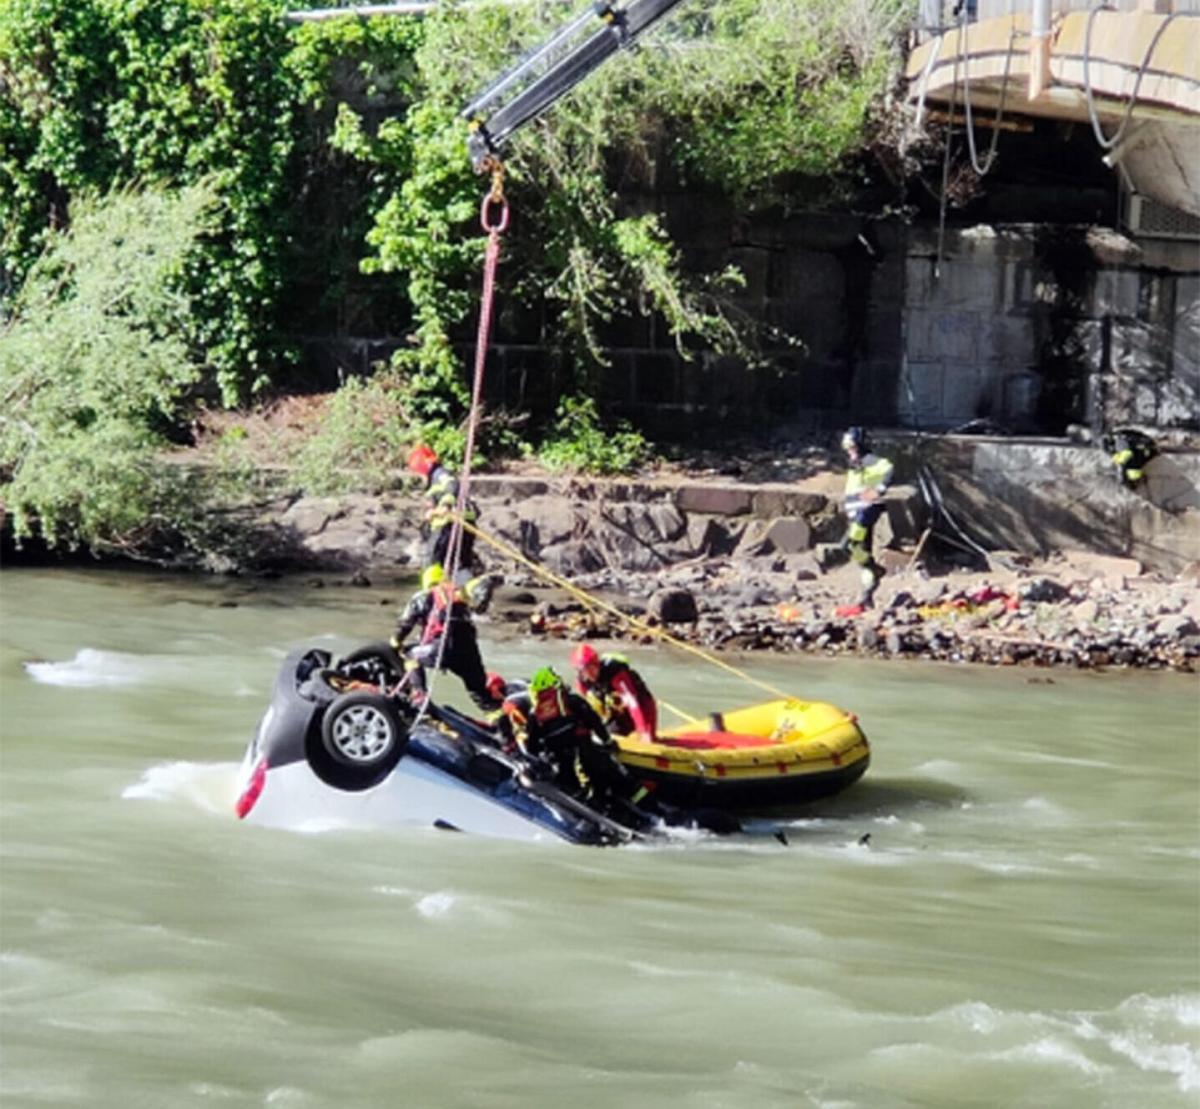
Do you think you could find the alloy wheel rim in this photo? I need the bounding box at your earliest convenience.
[330,704,393,763]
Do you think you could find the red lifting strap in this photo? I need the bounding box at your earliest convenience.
[442,179,508,582]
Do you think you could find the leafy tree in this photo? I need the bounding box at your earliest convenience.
[324,0,910,469]
[0,0,912,542]
[0,183,214,550]
[2,0,344,403]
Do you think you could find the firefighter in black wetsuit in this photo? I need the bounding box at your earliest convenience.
[390,564,498,712]
[1102,428,1158,489]
[498,667,652,813]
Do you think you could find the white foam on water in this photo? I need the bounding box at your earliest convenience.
[373,884,418,898]
[1020,751,1120,771]
[1108,1033,1200,1091]
[941,1000,1004,1035]
[264,1088,312,1107]
[415,891,457,918]
[1099,994,1200,1092]
[936,849,1053,876]
[1020,795,1071,819]
[804,841,911,867]
[188,1082,242,1100]
[990,1036,1109,1076]
[24,648,174,688]
[122,761,239,815]
[926,993,1200,1094]
[626,959,711,981]
[1144,845,1200,861]
[913,758,965,780]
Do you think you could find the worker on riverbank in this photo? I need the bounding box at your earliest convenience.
[569,643,658,743]
[1102,428,1158,489]
[498,666,653,819]
[838,426,894,616]
[391,564,498,712]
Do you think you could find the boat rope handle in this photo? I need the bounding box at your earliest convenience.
[457,516,799,707]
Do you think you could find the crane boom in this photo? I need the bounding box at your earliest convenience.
[462,0,687,170]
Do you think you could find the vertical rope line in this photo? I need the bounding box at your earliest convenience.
[419,185,508,717]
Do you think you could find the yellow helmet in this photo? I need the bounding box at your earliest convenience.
[421,564,445,590]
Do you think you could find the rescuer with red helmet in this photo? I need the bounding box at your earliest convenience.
[568,643,659,743]
[406,443,480,576]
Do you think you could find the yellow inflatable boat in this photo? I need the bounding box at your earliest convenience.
[615,698,870,809]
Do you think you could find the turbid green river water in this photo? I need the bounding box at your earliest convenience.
[1,566,1197,1108]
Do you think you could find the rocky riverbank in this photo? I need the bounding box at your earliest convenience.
[235,457,1199,674]
[8,426,1198,672]
[487,549,1200,674]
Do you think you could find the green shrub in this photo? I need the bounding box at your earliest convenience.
[537,396,650,475]
[0,182,215,548]
[290,372,415,494]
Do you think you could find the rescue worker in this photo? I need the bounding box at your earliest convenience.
[1102,428,1157,489]
[569,643,658,743]
[406,443,479,577]
[839,426,894,614]
[498,667,653,817]
[406,443,499,610]
[390,564,498,712]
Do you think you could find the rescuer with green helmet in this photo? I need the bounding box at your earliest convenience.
[498,666,653,815]
[391,563,498,711]
[840,426,894,614]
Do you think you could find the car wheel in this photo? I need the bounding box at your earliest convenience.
[321,691,407,773]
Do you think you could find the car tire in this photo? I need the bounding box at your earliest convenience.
[320,691,407,778]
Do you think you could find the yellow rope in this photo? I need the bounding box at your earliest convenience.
[459,517,800,712]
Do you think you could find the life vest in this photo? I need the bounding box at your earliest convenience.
[419,581,470,644]
[843,452,894,515]
[579,653,656,738]
[1105,429,1157,482]
[502,688,590,759]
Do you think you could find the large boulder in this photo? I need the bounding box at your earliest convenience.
[648,587,699,624]
[479,496,577,556]
[540,539,606,577]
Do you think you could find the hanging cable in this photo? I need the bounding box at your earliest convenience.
[1083,6,1196,154]
[934,24,959,282]
[411,163,509,727]
[959,11,1017,177]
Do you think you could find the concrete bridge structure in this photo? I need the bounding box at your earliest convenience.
[908,2,1200,219]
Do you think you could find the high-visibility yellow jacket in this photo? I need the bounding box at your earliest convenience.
[843,453,894,516]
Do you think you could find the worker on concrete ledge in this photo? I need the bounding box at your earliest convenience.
[1102,428,1158,490]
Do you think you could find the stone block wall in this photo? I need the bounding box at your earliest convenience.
[473,214,1197,442]
[294,203,1198,444]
